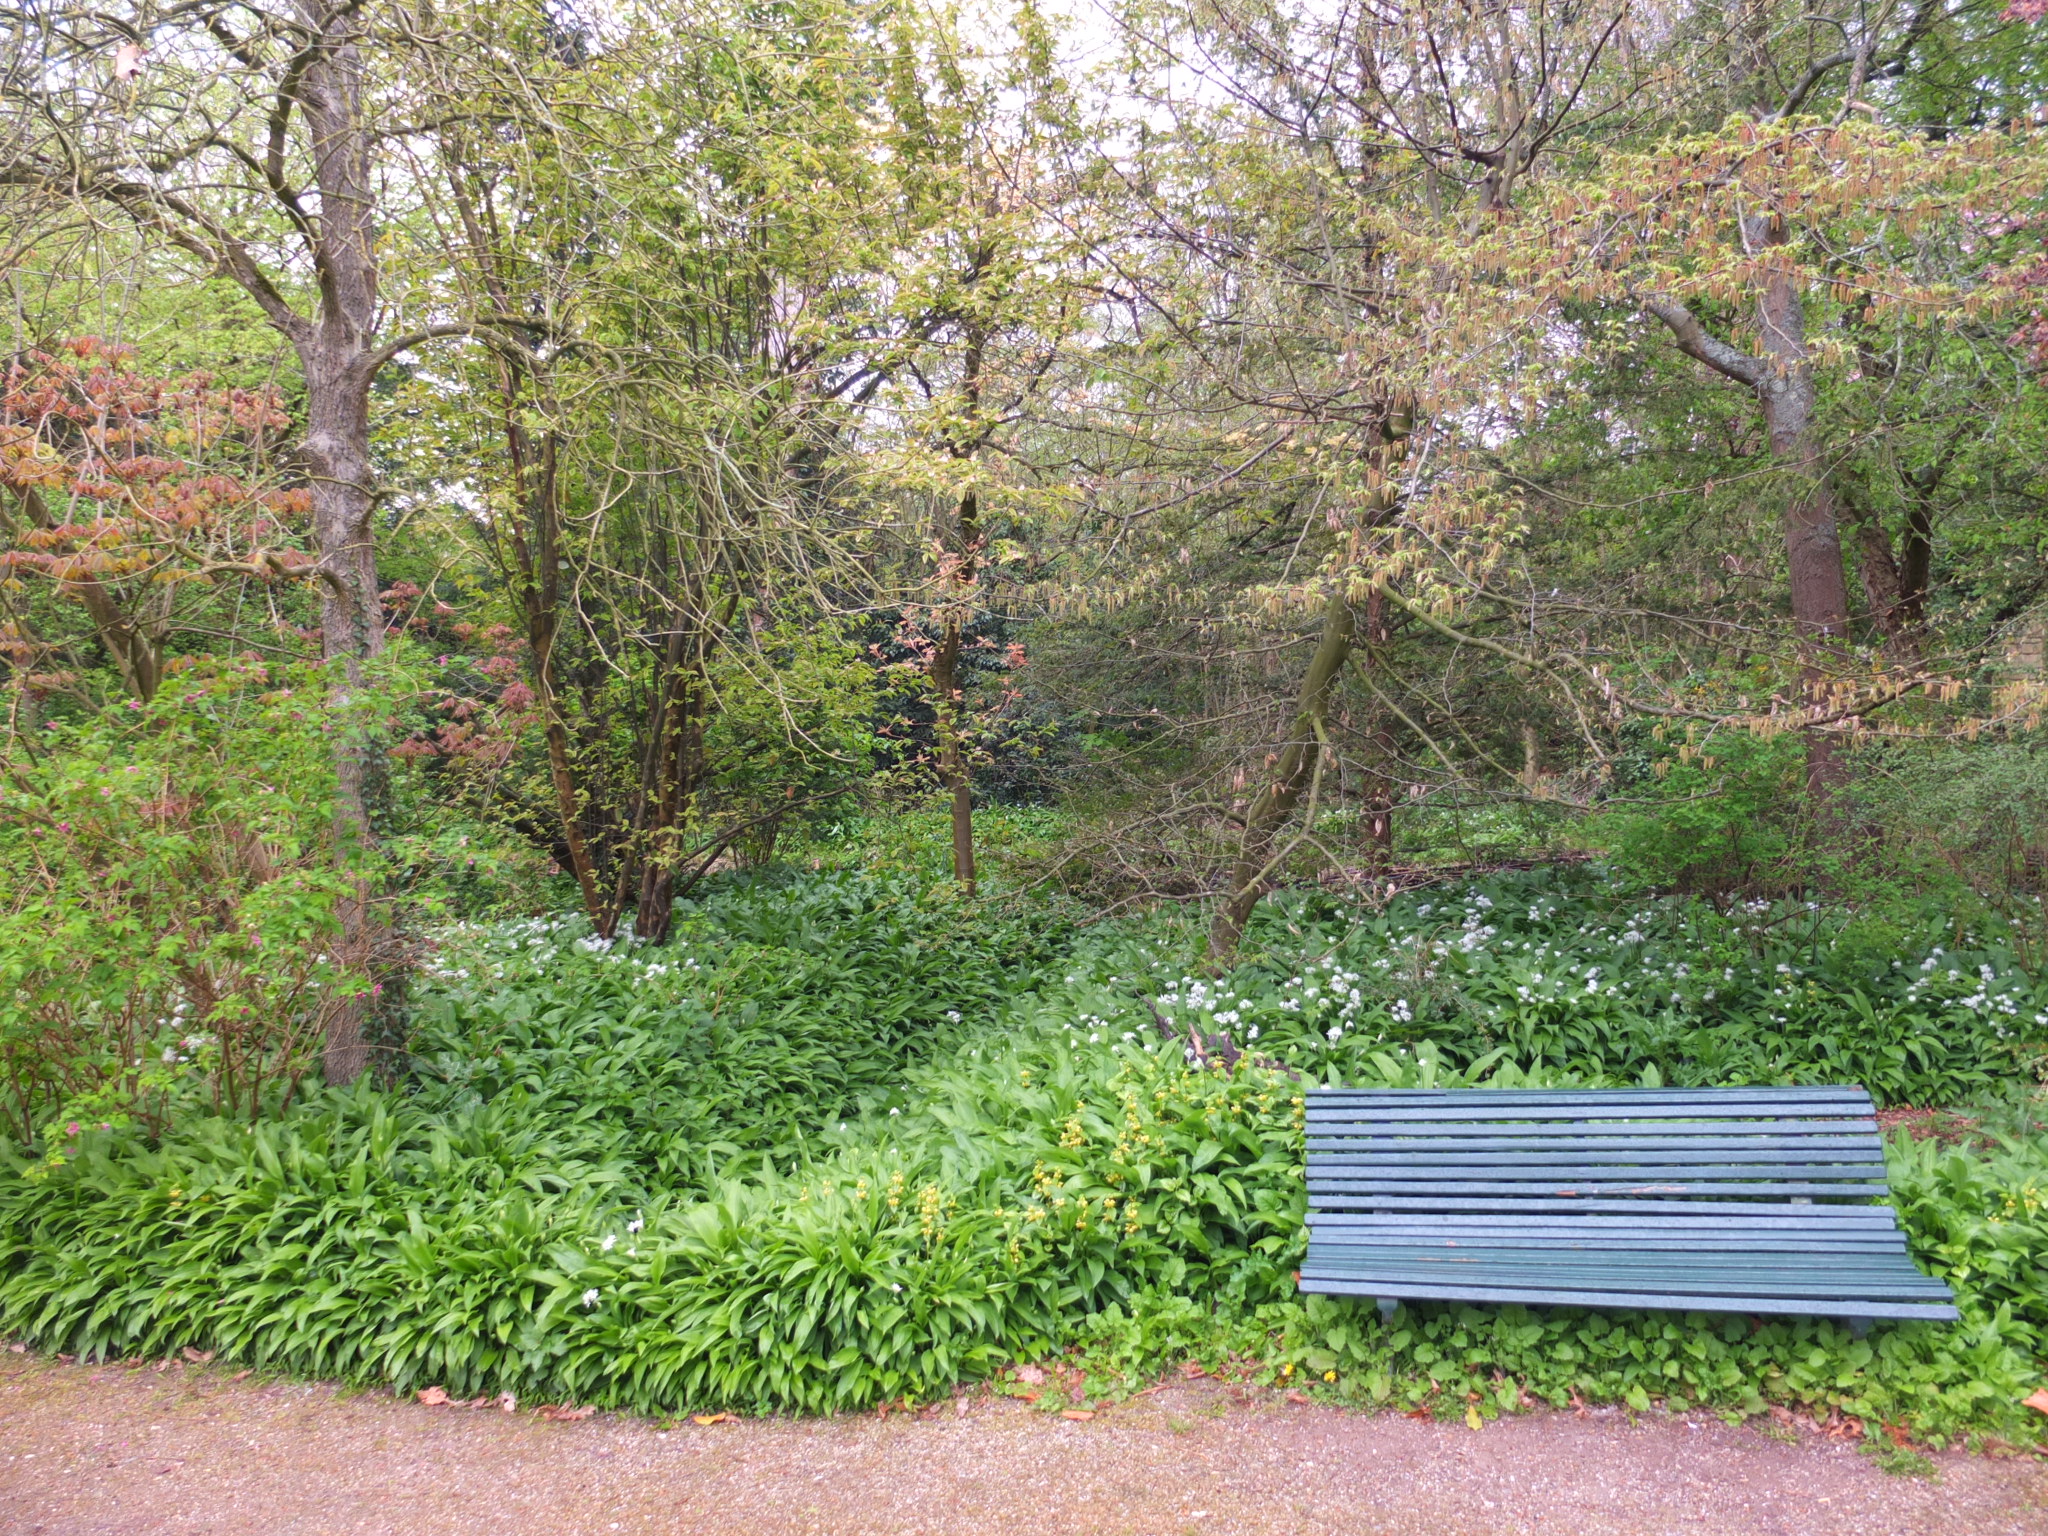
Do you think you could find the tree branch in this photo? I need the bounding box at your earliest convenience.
[349,320,549,383]
[1642,296,1766,388]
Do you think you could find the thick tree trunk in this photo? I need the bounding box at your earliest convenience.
[1895,469,1937,637]
[302,350,385,1086]
[1647,220,1856,811]
[296,4,391,1087]
[1751,221,1854,799]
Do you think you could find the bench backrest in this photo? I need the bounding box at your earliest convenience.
[1306,1085,1888,1218]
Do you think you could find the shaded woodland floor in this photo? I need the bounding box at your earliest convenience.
[3,1354,2046,1536]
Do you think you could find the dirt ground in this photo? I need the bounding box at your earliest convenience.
[4,1353,2046,1536]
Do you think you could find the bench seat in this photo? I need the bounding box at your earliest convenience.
[1298,1086,1958,1323]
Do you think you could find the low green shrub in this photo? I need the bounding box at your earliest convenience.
[1588,728,1807,895]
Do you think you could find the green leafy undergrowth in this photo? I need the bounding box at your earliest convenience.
[1888,1127,2048,1356]
[0,1018,1313,1414]
[1062,1288,2046,1450]
[405,871,1076,1190]
[4,867,2047,1436]
[1190,870,2048,1106]
[7,1041,2048,1439]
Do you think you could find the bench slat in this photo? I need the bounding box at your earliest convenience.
[1305,1244,1945,1279]
[1295,1276,1960,1321]
[1310,1089,1875,1097]
[1309,1136,1884,1154]
[1310,1238,1905,1252]
[1310,1220,1900,1245]
[1303,1248,1953,1288]
[1312,1180,1893,1197]
[1307,1120,1881,1139]
[1303,1271,1955,1304]
[1307,1105,1876,1124]
[1317,1150,1888,1164]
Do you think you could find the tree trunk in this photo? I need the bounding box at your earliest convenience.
[296,3,391,1087]
[1844,491,1925,666]
[635,573,725,942]
[931,486,979,896]
[1896,470,1936,637]
[1208,589,1354,958]
[1209,407,1412,959]
[1357,583,1397,864]
[503,406,604,924]
[1647,219,1856,811]
[1750,217,1854,799]
[635,638,703,942]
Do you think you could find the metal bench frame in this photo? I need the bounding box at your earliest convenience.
[1298,1085,1958,1327]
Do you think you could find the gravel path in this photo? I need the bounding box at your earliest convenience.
[4,1354,2047,1536]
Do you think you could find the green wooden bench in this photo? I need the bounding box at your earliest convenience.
[1298,1085,1957,1326]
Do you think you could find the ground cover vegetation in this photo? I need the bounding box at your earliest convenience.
[3,0,2048,1460]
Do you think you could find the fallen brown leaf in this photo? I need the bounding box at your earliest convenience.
[1061,1409,1095,1421]
[1013,1364,1046,1386]
[2024,1389,2048,1417]
[1016,1391,1041,1404]
[181,1348,213,1364]
[1286,1391,1311,1405]
[1179,1362,1207,1379]
[691,1413,732,1426]
[229,1370,251,1382]
[1404,1408,1433,1421]
[416,1387,451,1406]
[539,1404,596,1422]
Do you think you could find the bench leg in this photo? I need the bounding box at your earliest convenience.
[1377,1298,1399,1324]
[1847,1318,1870,1339]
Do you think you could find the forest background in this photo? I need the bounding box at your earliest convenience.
[4,0,2048,1440]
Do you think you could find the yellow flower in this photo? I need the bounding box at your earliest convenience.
[1323,1370,1337,1382]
